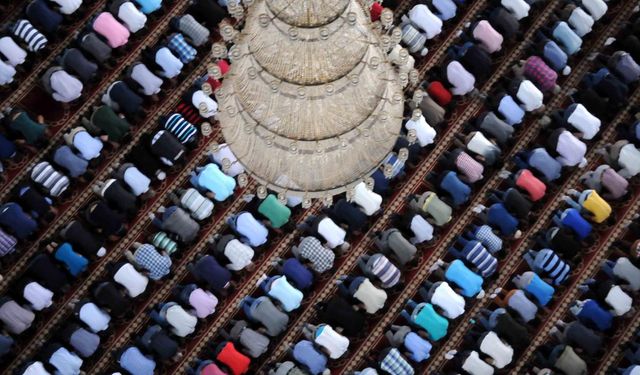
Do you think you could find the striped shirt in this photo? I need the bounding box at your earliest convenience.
[0,229,17,257]
[11,19,47,52]
[151,232,178,255]
[368,254,401,288]
[31,161,70,197]
[456,240,498,277]
[527,249,570,285]
[179,188,214,220]
[163,113,197,144]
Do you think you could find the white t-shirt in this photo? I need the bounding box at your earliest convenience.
[408,4,443,39]
[516,80,544,111]
[315,325,350,359]
[501,0,530,20]
[50,70,83,103]
[22,361,51,375]
[224,239,254,271]
[192,90,218,118]
[605,285,632,316]
[212,144,245,177]
[462,351,495,375]
[555,130,586,167]
[568,7,594,37]
[431,282,465,319]
[613,257,640,291]
[79,302,111,333]
[353,182,382,216]
[467,132,500,159]
[446,61,475,96]
[131,63,163,96]
[51,0,83,15]
[479,332,513,369]
[123,165,151,196]
[581,0,607,21]
[0,60,15,85]
[49,347,83,375]
[317,217,346,249]
[117,2,148,33]
[166,304,197,337]
[618,143,640,178]
[23,281,54,311]
[567,104,600,140]
[405,115,436,147]
[409,214,434,244]
[0,36,26,66]
[113,262,149,297]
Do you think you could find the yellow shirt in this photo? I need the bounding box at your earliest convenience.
[582,191,611,223]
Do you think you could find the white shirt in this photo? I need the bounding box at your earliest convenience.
[212,143,245,177]
[191,90,218,118]
[353,182,382,216]
[113,262,149,297]
[605,285,632,316]
[317,217,346,249]
[236,212,268,247]
[498,95,525,125]
[467,132,500,159]
[224,239,254,271]
[117,2,147,33]
[479,332,513,369]
[131,63,162,96]
[0,60,16,85]
[0,36,27,66]
[431,282,465,319]
[462,351,494,375]
[155,47,183,78]
[555,130,586,167]
[446,61,475,96]
[405,114,436,147]
[51,0,82,15]
[408,4,443,39]
[314,325,349,359]
[409,214,433,244]
[567,104,600,140]
[581,0,607,21]
[22,361,51,375]
[79,302,111,333]
[568,7,594,37]
[50,70,83,103]
[123,165,151,196]
[23,281,54,311]
[618,143,640,178]
[165,304,197,337]
[501,0,530,20]
[49,347,83,375]
[516,80,543,111]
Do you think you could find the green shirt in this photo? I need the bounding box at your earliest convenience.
[90,106,130,142]
[10,112,45,145]
[258,195,291,229]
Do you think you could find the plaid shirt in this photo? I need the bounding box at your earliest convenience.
[135,244,172,280]
[524,56,557,93]
[380,348,415,375]
[168,33,196,64]
[0,229,16,256]
[298,236,334,273]
[455,151,483,183]
[473,225,503,254]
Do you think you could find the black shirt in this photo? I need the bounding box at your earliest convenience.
[61,220,104,258]
[502,188,532,220]
[17,185,50,219]
[329,199,368,233]
[141,325,178,360]
[26,253,68,293]
[489,7,520,40]
[189,0,227,28]
[93,281,130,317]
[85,200,124,237]
[495,311,529,349]
[60,48,98,83]
[317,296,365,336]
[458,44,492,82]
[102,180,137,215]
[129,141,164,179]
[109,81,143,116]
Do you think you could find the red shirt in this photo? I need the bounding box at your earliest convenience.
[207,59,231,91]
[523,56,557,93]
[427,81,452,106]
[216,342,250,375]
[371,2,383,21]
[516,169,546,201]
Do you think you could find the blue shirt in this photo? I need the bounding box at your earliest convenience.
[552,21,582,55]
[134,0,162,14]
[282,258,313,290]
[54,242,88,276]
[404,331,432,362]
[194,163,236,202]
[487,203,518,236]
[119,346,156,375]
[524,273,554,306]
[0,202,38,239]
[577,299,612,331]
[0,134,16,159]
[543,40,568,71]
[560,208,592,240]
[440,171,471,206]
[445,259,483,297]
[528,148,562,181]
[293,340,327,375]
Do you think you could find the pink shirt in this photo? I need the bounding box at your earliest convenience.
[202,363,227,375]
[189,287,218,318]
[473,20,504,53]
[93,12,130,48]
